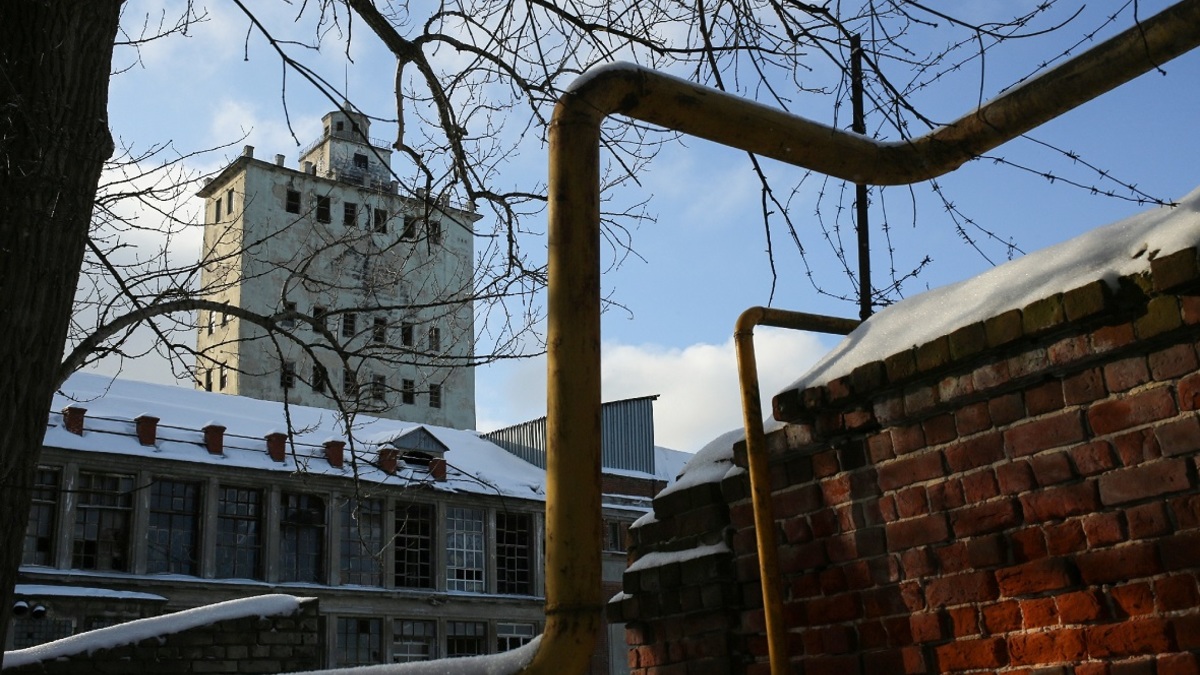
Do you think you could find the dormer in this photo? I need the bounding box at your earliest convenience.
[380,427,450,480]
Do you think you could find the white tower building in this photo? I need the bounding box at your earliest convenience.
[195,108,478,429]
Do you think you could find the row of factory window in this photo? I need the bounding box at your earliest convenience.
[210,185,443,242]
[335,616,538,667]
[22,467,535,595]
[206,307,442,352]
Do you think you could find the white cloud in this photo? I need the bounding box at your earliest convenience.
[475,328,831,452]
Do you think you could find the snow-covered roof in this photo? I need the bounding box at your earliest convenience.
[50,373,548,501]
[786,185,1200,392]
[13,584,166,602]
[4,594,307,669]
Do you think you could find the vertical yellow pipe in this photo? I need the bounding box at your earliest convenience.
[523,94,605,673]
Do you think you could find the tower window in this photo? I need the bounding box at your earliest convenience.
[280,301,297,330]
[373,208,387,234]
[213,198,222,223]
[401,379,415,405]
[427,219,442,245]
[286,190,301,214]
[372,317,387,343]
[400,322,414,347]
[226,189,234,215]
[313,306,328,332]
[343,370,358,397]
[203,369,213,392]
[401,218,416,241]
[429,383,442,409]
[371,375,386,401]
[354,153,368,169]
[219,365,228,390]
[342,313,357,339]
[427,326,441,353]
[312,364,327,393]
[336,121,345,131]
[344,202,358,227]
[316,196,331,223]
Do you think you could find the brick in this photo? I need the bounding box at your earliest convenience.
[946,432,1005,472]
[1008,628,1085,665]
[1065,368,1108,405]
[949,322,987,360]
[910,611,945,642]
[1045,519,1087,555]
[948,606,978,637]
[967,534,1007,568]
[1065,280,1112,320]
[1071,441,1118,476]
[1076,542,1162,585]
[1081,511,1125,547]
[1157,652,1200,675]
[1126,502,1170,539]
[877,451,944,491]
[1178,615,1200,650]
[1025,380,1065,415]
[1113,428,1161,466]
[1020,596,1060,628]
[927,479,965,511]
[1005,411,1087,457]
[961,470,1000,503]
[1020,481,1100,522]
[916,337,951,373]
[1098,458,1191,505]
[995,557,1077,597]
[1150,343,1199,380]
[1009,347,1051,379]
[1049,334,1092,367]
[1181,372,1200,411]
[1024,295,1066,335]
[1085,619,1173,658]
[1135,295,1183,339]
[951,499,1019,537]
[1104,356,1151,393]
[886,514,950,551]
[1111,581,1155,617]
[923,413,958,446]
[1157,574,1200,612]
[935,541,970,573]
[1089,387,1177,435]
[990,392,1026,426]
[925,571,998,608]
[866,432,894,463]
[996,460,1036,494]
[904,383,938,417]
[885,349,918,383]
[1032,451,1075,486]
[1174,494,1200,530]
[1011,527,1048,562]
[1057,589,1107,624]
[983,600,1022,634]
[1093,322,1137,353]
[891,423,926,455]
[1162,530,1200,571]
[933,637,1007,671]
[1110,657,1159,675]
[1155,414,1200,457]
[1151,247,1200,291]
[956,402,992,436]
[894,487,929,518]
[985,310,1024,348]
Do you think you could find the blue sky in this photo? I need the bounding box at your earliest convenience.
[97,0,1200,452]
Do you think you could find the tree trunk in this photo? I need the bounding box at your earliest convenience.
[0,1,123,663]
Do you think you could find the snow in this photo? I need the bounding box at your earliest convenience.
[655,428,745,499]
[3,594,306,669]
[14,584,165,601]
[49,373,548,501]
[625,541,731,573]
[786,186,1200,392]
[285,636,541,675]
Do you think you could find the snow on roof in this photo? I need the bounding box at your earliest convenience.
[3,594,307,669]
[14,584,166,602]
[653,445,692,482]
[786,185,1200,393]
[286,636,540,675]
[50,373,547,501]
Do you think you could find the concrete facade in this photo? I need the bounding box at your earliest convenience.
[195,108,477,430]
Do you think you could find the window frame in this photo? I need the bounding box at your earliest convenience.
[316,195,332,223]
[394,502,434,589]
[215,486,263,579]
[445,506,485,593]
[23,467,59,567]
[279,492,326,584]
[343,201,358,227]
[146,479,202,575]
[286,189,301,214]
[429,383,442,409]
[72,471,135,572]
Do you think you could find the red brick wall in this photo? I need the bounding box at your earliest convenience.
[612,248,1200,674]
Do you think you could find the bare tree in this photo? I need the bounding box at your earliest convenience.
[0,0,1189,662]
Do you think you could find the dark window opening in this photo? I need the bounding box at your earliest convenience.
[286,190,301,214]
[281,361,296,389]
[429,383,442,409]
[497,623,536,653]
[401,218,417,241]
[445,507,484,592]
[372,317,387,343]
[312,364,328,393]
[497,512,532,595]
[343,313,357,339]
[72,472,134,572]
[316,196,331,223]
[394,503,433,589]
[400,322,414,347]
[339,498,383,587]
[446,621,486,657]
[213,198,222,223]
[371,374,386,402]
[427,219,442,245]
[393,620,436,663]
[401,379,416,405]
[280,493,325,583]
[427,326,441,353]
[147,480,200,575]
[314,306,328,332]
[336,617,382,667]
[354,153,368,169]
[226,188,234,215]
[373,208,387,234]
[23,468,59,566]
[344,202,358,227]
[216,487,262,579]
[281,300,297,330]
[604,520,630,552]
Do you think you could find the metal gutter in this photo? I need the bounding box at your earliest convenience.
[526,2,1200,672]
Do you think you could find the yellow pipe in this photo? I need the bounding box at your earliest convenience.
[527,3,1200,673]
[734,308,860,673]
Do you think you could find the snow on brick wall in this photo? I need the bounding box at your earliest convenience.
[611,243,1200,674]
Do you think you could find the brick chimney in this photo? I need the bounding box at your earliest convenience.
[379,447,399,475]
[62,407,87,435]
[324,440,345,469]
[134,415,159,447]
[266,432,287,462]
[430,457,447,482]
[202,424,226,455]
